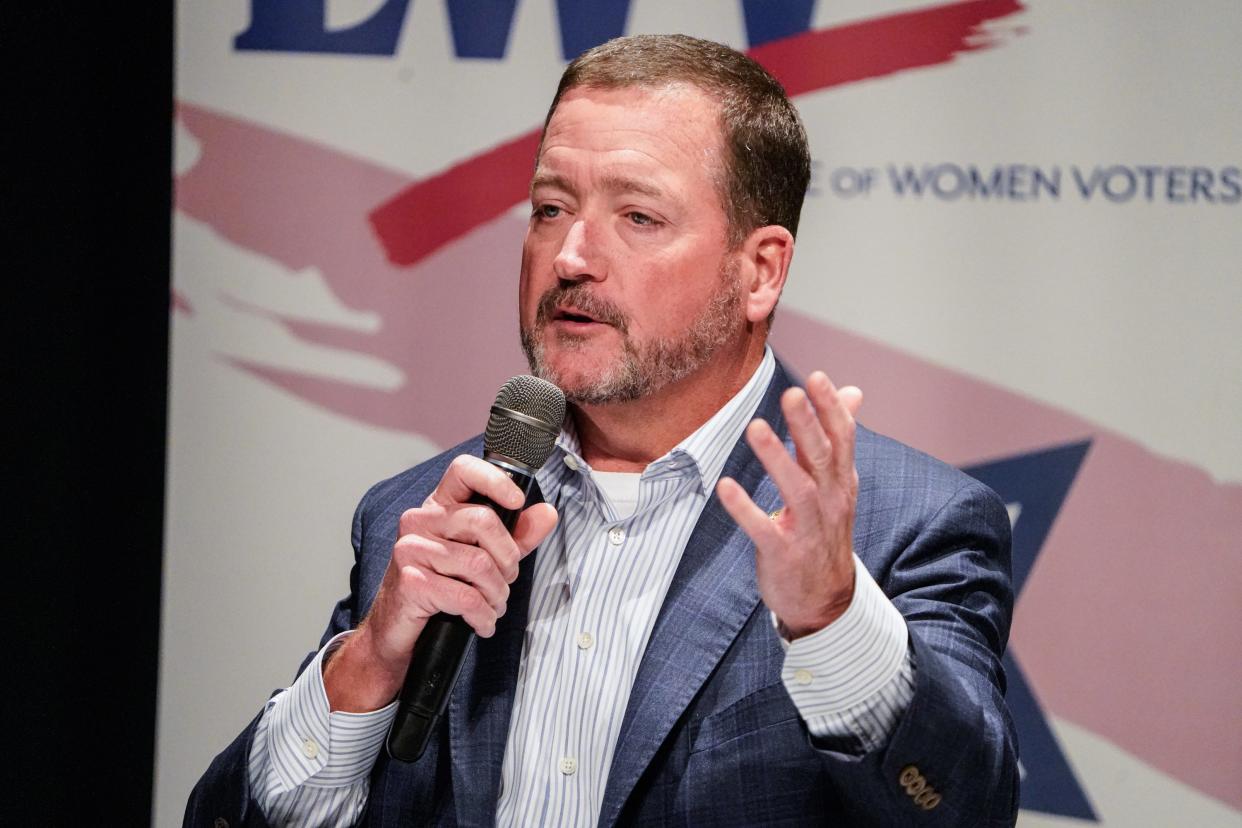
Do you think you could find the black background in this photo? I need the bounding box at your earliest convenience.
[12,5,171,824]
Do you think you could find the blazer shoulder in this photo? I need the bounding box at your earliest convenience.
[356,434,486,521]
[852,424,1010,566]
[856,424,1002,506]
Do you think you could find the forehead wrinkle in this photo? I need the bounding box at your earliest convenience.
[533,86,727,213]
[597,171,664,199]
[529,170,572,198]
[530,165,669,202]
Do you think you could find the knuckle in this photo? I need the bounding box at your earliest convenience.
[396,564,426,592]
[502,554,520,582]
[468,548,492,577]
[457,584,484,612]
[392,534,423,563]
[471,506,493,528]
[399,507,424,533]
[465,506,490,531]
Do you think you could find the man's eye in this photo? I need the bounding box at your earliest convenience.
[535,204,562,219]
[627,211,657,226]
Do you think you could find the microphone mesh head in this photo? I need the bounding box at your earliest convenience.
[484,375,566,470]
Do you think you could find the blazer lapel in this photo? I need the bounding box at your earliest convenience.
[449,488,544,827]
[596,364,794,827]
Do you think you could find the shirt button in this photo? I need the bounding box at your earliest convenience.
[559,756,578,775]
[563,455,579,471]
[576,631,594,650]
[301,737,320,759]
[793,669,814,686]
[608,526,625,545]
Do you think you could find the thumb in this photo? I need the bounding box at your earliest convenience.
[512,503,559,555]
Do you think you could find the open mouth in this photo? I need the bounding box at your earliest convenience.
[553,307,605,325]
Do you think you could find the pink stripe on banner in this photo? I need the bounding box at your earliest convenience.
[176,103,530,443]
[171,289,193,316]
[772,316,1242,810]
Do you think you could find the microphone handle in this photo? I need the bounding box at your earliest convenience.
[386,464,536,762]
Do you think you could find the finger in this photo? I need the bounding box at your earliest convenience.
[744,418,819,516]
[839,385,863,417]
[440,504,524,580]
[392,533,510,609]
[716,477,780,549]
[511,503,558,556]
[396,564,499,637]
[780,387,834,491]
[807,372,858,481]
[432,455,527,510]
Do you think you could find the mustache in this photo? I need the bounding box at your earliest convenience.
[534,284,629,332]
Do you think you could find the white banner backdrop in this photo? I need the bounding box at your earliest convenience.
[161,2,1242,825]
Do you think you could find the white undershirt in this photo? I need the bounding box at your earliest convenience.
[590,470,642,519]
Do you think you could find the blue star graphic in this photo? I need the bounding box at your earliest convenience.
[963,440,1096,821]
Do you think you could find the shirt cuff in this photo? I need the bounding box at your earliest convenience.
[776,555,914,748]
[261,631,399,794]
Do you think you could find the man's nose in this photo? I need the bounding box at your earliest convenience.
[552,219,603,283]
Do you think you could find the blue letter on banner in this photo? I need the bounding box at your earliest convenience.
[235,0,640,59]
[445,0,519,58]
[555,0,631,60]
[235,0,414,55]
[741,0,815,47]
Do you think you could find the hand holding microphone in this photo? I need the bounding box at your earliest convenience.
[322,376,564,757]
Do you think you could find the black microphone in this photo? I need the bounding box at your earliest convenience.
[386,375,566,762]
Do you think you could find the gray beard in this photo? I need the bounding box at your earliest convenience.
[520,263,743,405]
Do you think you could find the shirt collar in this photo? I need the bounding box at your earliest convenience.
[539,347,776,495]
[675,345,775,492]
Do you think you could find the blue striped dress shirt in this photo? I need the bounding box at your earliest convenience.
[248,348,915,826]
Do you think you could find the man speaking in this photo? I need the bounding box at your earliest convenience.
[187,35,1018,826]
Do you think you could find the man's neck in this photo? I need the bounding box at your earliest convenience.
[571,336,767,472]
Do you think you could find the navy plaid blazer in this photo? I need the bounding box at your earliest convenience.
[187,360,1018,826]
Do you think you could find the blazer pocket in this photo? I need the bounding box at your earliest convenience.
[690,682,803,755]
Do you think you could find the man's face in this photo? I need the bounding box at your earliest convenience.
[519,83,746,405]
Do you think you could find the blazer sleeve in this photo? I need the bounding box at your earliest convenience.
[182,710,276,828]
[816,475,1020,827]
[182,441,476,828]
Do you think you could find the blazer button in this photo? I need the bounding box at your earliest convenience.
[214,819,229,828]
[899,765,942,810]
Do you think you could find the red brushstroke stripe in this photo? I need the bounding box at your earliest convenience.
[752,0,1023,95]
[369,130,542,267]
[368,0,1024,266]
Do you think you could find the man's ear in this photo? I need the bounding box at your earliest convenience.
[737,225,794,325]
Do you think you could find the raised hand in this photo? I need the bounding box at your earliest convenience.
[717,371,863,640]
